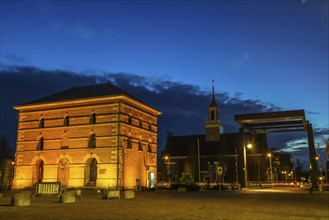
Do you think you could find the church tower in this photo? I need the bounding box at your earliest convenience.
[205,80,222,142]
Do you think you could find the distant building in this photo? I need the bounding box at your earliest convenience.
[12,83,161,189]
[271,152,294,182]
[161,83,269,184]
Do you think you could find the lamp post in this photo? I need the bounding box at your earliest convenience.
[165,156,171,184]
[315,154,323,189]
[317,144,324,186]
[197,138,201,183]
[267,153,273,183]
[243,143,252,188]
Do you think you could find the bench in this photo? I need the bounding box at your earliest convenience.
[36,182,61,196]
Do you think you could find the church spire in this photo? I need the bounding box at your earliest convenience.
[205,80,222,142]
[209,79,218,107]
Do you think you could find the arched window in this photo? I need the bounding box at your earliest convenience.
[88,133,96,148]
[211,110,215,120]
[90,113,96,124]
[64,114,69,126]
[39,117,44,128]
[58,158,69,186]
[37,137,44,150]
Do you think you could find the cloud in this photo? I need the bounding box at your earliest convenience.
[277,129,329,170]
[1,65,326,170]
[307,111,319,115]
[73,22,95,40]
[1,53,28,64]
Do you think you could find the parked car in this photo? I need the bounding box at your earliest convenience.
[299,182,311,190]
[156,181,170,189]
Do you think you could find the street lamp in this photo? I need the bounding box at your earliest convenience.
[244,143,252,188]
[267,153,273,183]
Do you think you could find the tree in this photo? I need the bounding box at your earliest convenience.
[0,135,14,165]
[295,159,307,181]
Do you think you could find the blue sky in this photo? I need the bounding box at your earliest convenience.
[1,0,328,167]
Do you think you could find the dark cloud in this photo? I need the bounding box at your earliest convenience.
[307,111,320,115]
[313,127,329,135]
[1,65,326,166]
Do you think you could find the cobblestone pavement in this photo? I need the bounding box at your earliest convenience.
[1,187,328,220]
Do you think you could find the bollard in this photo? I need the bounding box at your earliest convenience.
[60,191,76,203]
[12,191,31,206]
[124,190,135,199]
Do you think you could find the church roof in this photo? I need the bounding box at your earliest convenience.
[25,83,146,105]
[209,94,218,107]
[163,132,268,157]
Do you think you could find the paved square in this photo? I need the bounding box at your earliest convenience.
[1,188,328,219]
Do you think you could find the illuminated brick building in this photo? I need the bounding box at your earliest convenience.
[12,83,161,189]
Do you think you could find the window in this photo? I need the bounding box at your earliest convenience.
[127,138,132,149]
[139,115,143,128]
[90,113,96,124]
[128,116,132,124]
[64,115,69,126]
[37,137,44,150]
[148,143,152,152]
[39,117,44,128]
[88,133,96,148]
[138,142,143,151]
[211,110,215,120]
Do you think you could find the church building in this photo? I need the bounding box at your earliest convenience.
[161,83,269,185]
[12,83,161,190]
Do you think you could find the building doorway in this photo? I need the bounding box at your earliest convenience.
[149,172,155,188]
[58,158,69,187]
[85,158,97,186]
[90,158,97,182]
[34,159,44,184]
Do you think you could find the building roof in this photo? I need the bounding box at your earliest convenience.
[163,132,268,157]
[24,83,146,105]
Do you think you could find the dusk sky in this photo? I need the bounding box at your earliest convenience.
[0,0,328,169]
